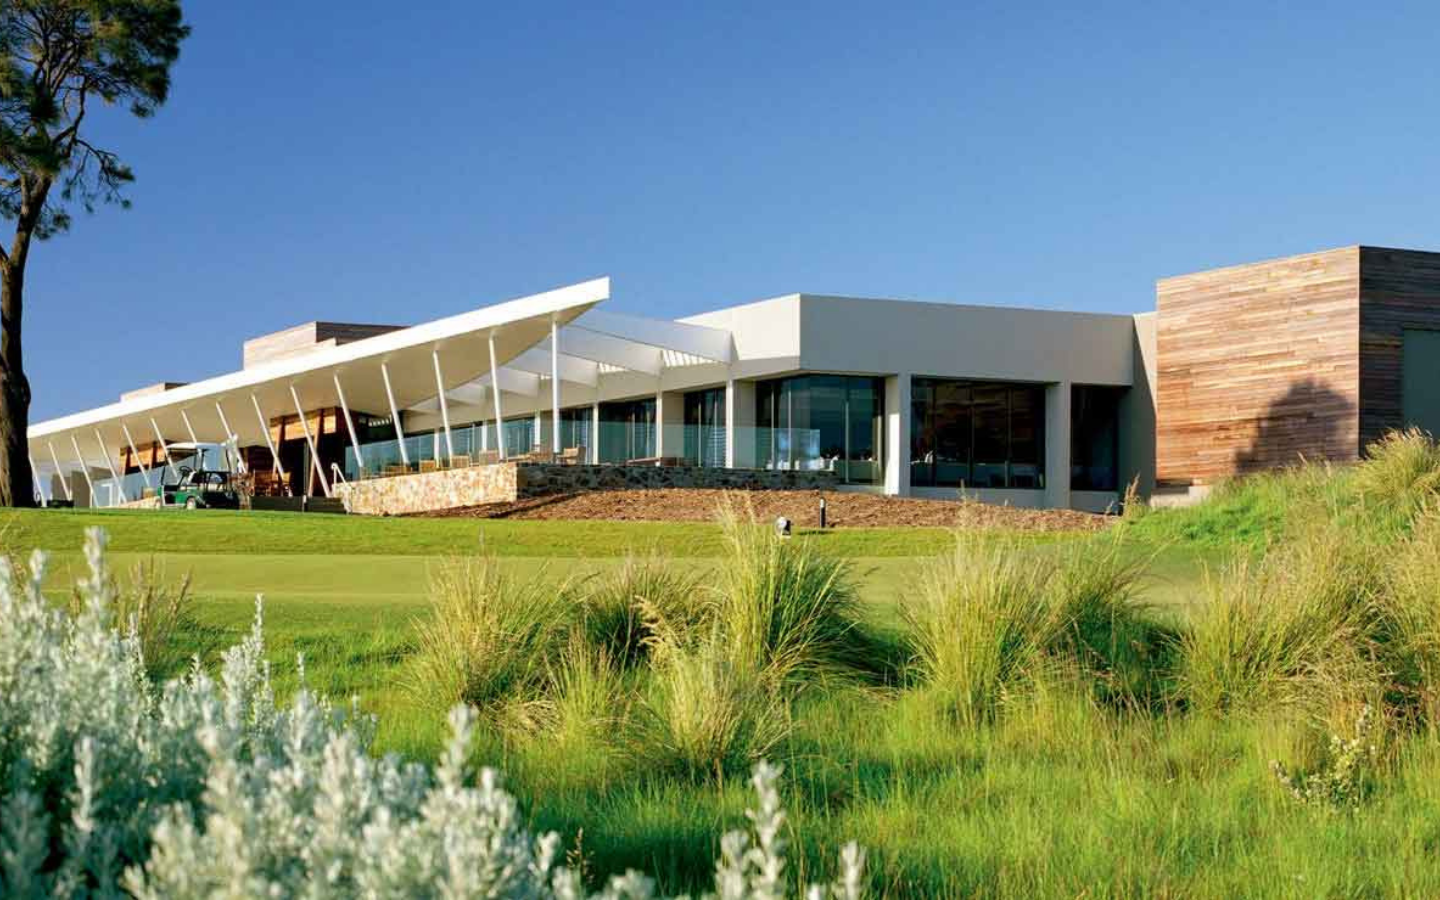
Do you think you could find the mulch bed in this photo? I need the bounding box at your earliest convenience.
[412,488,1113,532]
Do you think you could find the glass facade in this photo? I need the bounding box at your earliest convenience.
[559,408,592,455]
[910,378,1045,489]
[1071,385,1122,492]
[755,375,884,484]
[598,398,656,463]
[683,387,727,467]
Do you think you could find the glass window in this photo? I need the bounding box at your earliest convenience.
[1071,385,1122,491]
[846,377,884,485]
[598,398,656,463]
[560,408,592,454]
[751,375,884,484]
[683,388,726,467]
[910,377,1045,489]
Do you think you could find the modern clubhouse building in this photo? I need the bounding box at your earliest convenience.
[24,245,1440,514]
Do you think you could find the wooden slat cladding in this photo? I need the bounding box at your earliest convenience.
[1156,248,1362,485]
[1358,247,1440,448]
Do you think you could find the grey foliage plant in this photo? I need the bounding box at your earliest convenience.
[0,528,865,898]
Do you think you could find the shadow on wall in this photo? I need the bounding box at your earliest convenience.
[1233,378,1355,475]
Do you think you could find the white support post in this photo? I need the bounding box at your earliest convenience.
[432,349,455,461]
[488,332,506,460]
[150,417,179,480]
[480,411,490,452]
[1044,381,1073,511]
[69,436,96,507]
[94,429,126,505]
[29,454,46,506]
[381,362,410,467]
[591,385,601,465]
[250,394,287,482]
[725,374,736,468]
[334,374,366,477]
[180,409,202,468]
[48,441,73,502]
[289,385,332,497]
[550,317,562,454]
[654,379,665,459]
[884,374,912,497]
[121,423,154,494]
[215,402,246,474]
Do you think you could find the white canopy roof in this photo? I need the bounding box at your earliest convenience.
[28,277,737,474]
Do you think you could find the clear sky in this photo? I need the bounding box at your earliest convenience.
[24,0,1440,418]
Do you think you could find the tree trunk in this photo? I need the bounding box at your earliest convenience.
[0,258,35,508]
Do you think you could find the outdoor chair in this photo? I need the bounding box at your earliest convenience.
[449,454,471,469]
[419,459,439,474]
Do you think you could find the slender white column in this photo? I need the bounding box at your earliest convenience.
[214,402,246,474]
[725,375,736,468]
[334,374,365,476]
[250,394,287,481]
[480,412,489,452]
[550,318,562,453]
[94,429,126,505]
[381,362,410,467]
[290,385,332,497]
[29,454,46,506]
[47,441,73,502]
[121,424,154,493]
[1044,381,1073,510]
[432,350,454,460]
[150,417,179,480]
[884,374,911,497]
[591,386,601,465]
[488,332,506,460]
[180,409,202,470]
[69,436,96,507]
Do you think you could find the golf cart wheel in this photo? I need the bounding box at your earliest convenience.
[185,497,198,510]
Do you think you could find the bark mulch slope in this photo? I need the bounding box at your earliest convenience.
[414,488,1112,532]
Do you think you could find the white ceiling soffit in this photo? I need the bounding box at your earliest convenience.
[504,347,601,386]
[27,277,609,457]
[571,309,733,364]
[407,366,542,413]
[540,329,663,376]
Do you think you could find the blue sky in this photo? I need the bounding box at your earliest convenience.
[24,0,1440,418]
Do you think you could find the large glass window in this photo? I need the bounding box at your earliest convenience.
[559,408,592,454]
[598,398,656,463]
[683,388,727,467]
[910,378,1046,489]
[754,375,884,484]
[1071,385,1122,492]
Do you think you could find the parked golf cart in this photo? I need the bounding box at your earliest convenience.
[162,467,242,510]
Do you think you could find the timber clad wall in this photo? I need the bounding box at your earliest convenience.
[243,322,403,369]
[1359,247,1440,448]
[1156,248,1362,486]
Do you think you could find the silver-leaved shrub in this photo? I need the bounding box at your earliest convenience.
[0,529,864,898]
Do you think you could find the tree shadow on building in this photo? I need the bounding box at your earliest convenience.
[1233,377,1356,476]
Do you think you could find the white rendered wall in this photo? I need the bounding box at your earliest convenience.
[403,292,1145,511]
[795,295,1134,387]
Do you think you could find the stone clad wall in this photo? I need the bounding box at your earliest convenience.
[335,462,838,516]
[336,464,519,516]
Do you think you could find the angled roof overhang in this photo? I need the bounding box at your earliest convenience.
[29,277,610,469]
